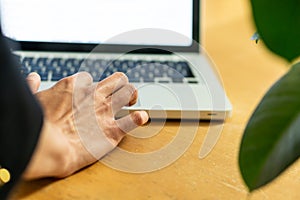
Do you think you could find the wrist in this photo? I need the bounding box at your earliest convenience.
[23,120,73,179]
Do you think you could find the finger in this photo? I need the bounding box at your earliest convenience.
[57,71,93,92]
[96,72,128,97]
[128,90,138,106]
[26,72,41,93]
[116,111,149,133]
[110,84,137,114]
[71,72,94,109]
[73,72,93,87]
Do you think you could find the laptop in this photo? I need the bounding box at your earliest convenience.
[0,0,232,120]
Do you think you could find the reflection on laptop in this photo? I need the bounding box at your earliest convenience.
[0,0,232,120]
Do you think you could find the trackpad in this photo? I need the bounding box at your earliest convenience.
[137,84,181,109]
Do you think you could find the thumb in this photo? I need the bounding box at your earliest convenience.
[26,72,41,93]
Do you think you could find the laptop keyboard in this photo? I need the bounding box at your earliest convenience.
[20,56,197,84]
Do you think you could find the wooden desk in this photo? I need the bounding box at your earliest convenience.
[11,0,298,199]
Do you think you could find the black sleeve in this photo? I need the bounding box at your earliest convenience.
[0,29,43,198]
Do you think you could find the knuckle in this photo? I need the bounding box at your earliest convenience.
[75,72,93,87]
[102,100,113,112]
[127,83,136,93]
[78,71,93,81]
[57,76,74,89]
[123,84,136,98]
[113,72,128,83]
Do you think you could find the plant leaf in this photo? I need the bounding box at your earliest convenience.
[250,0,300,61]
[239,62,300,191]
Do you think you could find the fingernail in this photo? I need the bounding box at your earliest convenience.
[141,111,149,123]
[27,72,38,79]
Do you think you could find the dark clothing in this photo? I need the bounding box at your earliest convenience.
[0,28,43,199]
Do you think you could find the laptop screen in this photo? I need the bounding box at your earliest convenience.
[0,0,194,47]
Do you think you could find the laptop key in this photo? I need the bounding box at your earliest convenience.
[143,77,155,83]
[20,66,30,77]
[158,79,171,83]
[51,73,63,81]
[72,59,84,68]
[188,80,198,84]
[128,77,141,83]
[172,78,184,83]
[36,57,48,67]
[22,57,34,67]
[40,71,49,81]
[20,56,197,84]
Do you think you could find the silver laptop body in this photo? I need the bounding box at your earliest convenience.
[0,0,232,120]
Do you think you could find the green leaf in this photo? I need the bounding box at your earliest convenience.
[239,62,300,191]
[250,0,300,61]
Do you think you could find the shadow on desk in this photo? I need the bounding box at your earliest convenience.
[11,178,54,199]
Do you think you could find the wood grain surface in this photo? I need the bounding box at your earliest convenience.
[10,0,296,199]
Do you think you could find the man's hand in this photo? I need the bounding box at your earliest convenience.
[23,72,149,179]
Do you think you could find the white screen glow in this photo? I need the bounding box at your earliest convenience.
[0,0,193,46]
